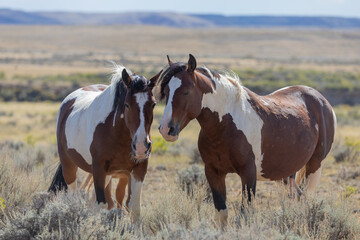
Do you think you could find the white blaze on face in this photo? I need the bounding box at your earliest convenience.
[134,92,149,157]
[159,77,182,140]
[128,173,143,219]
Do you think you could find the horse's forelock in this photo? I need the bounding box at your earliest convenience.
[158,62,187,100]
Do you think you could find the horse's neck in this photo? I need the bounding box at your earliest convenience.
[91,87,131,144]
[198,83,263,137]
[201,78,249,119]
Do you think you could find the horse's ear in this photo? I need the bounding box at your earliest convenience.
[149,70,163,89]
[167,55,173,66]
[122,69,132,88]
[187,54,197,73]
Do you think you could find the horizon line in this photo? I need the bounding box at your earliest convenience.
[1,8,360,19]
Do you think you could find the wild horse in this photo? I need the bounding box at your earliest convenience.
[156,55,336,227]
[49,65,160,218]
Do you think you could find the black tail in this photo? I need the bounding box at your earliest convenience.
[48,164,68,193]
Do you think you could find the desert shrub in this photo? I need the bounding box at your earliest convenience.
[0,71,5,80]
[167,138,202,163]
[0,192,134,239]
[337,166,360,181]
[332,137,360,163]
[232,195,360,240]
[177,164,211,200]
[142,183,213,236]
[0,157,41,219]
[0,141,57,173]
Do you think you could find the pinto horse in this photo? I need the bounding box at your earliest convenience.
[49,65,160,218]
[157,55,336,227]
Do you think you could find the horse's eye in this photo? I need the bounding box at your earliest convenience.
[183,91,189,96]
[125,104,130,109]
[152,103,156,109]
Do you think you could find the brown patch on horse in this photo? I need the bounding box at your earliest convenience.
[246,86,335,179]
[82,84,107,92]
[90,111,136,174]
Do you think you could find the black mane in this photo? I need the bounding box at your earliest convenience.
[112,74,150,112]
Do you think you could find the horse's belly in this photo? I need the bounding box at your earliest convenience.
[257,136,317,181]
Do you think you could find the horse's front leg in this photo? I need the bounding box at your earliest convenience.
[92,160,107,207]
[205,164,228,229]
[238,162,257,210]
[126,160,148,220]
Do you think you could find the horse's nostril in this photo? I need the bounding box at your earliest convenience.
[168,126,175,135]
[158,126,161,130]
[144,139,152,150]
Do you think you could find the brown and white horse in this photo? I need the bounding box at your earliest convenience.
[49,65,160,218]
[157,55,336,227]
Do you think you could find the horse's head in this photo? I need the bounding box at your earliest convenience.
[157,54,214,142]
[119,69,161,160]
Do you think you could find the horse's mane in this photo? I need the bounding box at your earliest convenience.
[110,63,150,113]
[157,63,242,101]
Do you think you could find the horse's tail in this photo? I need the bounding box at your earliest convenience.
[295,165,307,186]
[48,164,68,193]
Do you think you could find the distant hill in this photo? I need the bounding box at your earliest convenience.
[1,8,360,28]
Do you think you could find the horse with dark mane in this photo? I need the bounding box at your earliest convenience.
[156,54,336,227]
[49,65,160,218]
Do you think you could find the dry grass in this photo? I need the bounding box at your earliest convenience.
[0,103,359,239]
[0,25,360,79]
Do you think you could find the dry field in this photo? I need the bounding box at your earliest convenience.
[0,25,360,79]
[0,25,360,239]
[0,102,359,239]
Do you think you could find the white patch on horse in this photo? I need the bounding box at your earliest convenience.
[305,163,323,192]
[202,74,267,180]
[62,65,128,165]
[128,173,143,218]
[270,86,290,95]
[159,77,182,135]
[332,109,337,132]
[260,98,270,106]
[113,109,118,127]
[134,92,149,159]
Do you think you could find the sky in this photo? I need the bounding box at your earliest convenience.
[1,0,360,18]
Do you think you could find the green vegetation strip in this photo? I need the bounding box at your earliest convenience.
[1,69,360,102]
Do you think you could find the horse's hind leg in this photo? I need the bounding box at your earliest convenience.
[105,177,114,209]
[116,176,128,209]
[304,160,323,192]
[60,155,78,191]
[296,156,323,194]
